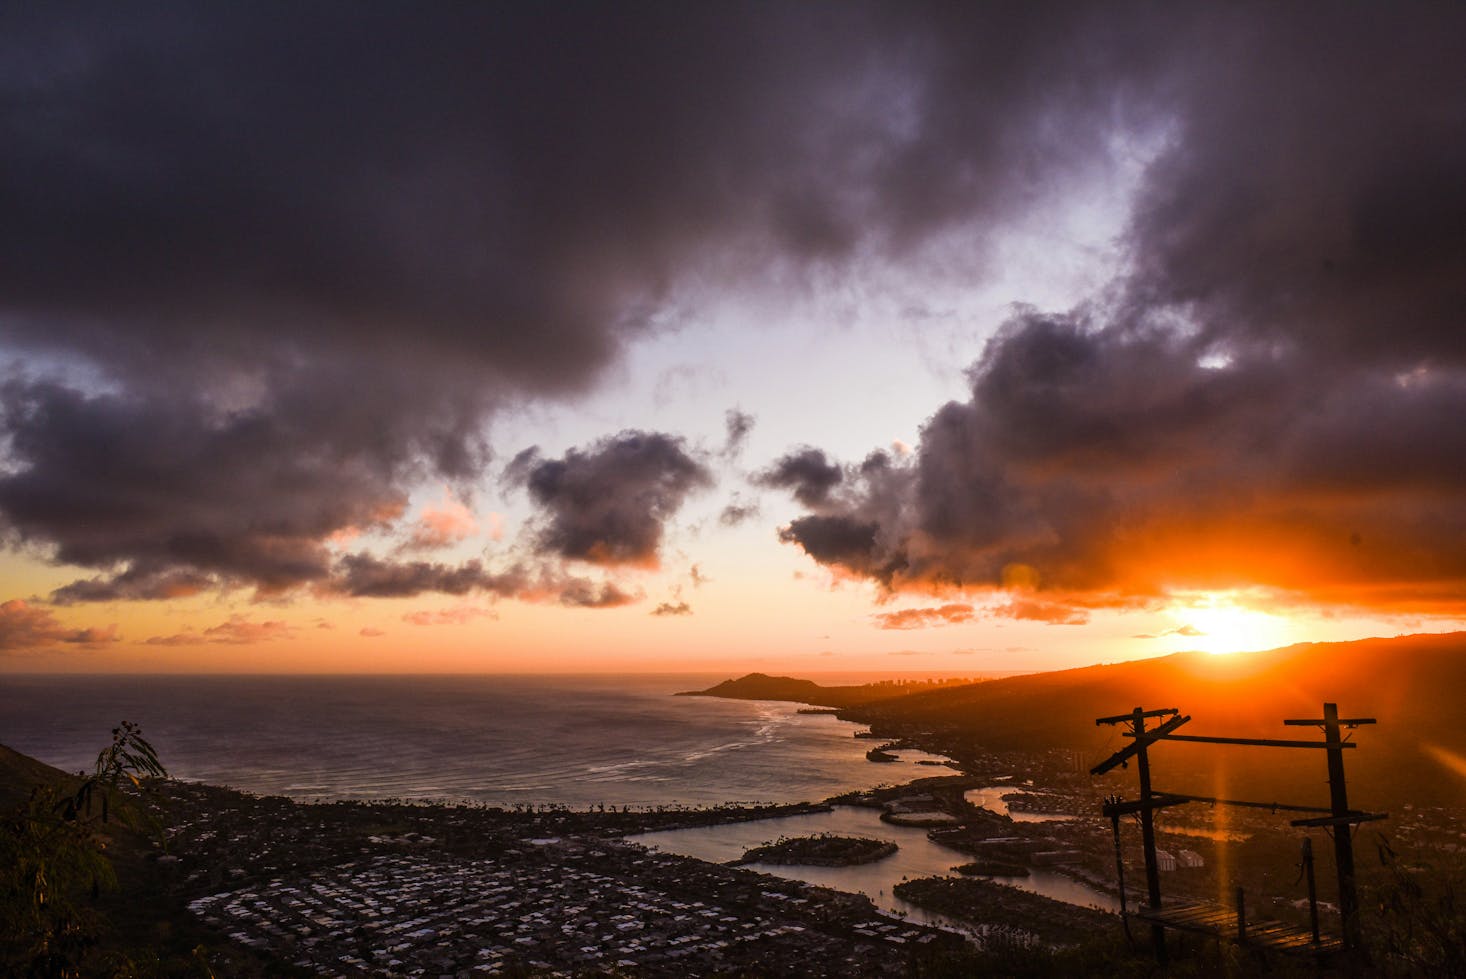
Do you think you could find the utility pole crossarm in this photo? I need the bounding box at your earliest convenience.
[1097,707,1179,726]
[1157,793,1333,815]
[1090,713,1192,776]
[1123,732,1354,750]
[1290,811,1388,828]
[1283,717,1376,727]
[1101,793,1192,817]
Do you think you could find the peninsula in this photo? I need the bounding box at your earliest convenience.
[685,633,1466,807]
[675,672,980,708]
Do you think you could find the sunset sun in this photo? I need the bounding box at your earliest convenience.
[1170,594,1299,655]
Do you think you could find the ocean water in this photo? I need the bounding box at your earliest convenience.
[0,674,948,808]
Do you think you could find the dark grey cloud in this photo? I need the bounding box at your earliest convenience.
[650,601,692,617]
[332,554,522,600]
[511,431,712,568]
[331,552,635,609]
[754,448,845,508]
[3,2,1465,617]
[1123,5,1466,372]
[50,565,215,605]
[555,578,639,610]
[0,376,416,597]
[0,3,1157,378]
[0,3,1170,605]
[778,516,886,579]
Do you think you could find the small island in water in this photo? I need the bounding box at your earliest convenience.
[732,833,898,867]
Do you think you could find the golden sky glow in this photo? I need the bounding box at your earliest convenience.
[1162,593,1303,656]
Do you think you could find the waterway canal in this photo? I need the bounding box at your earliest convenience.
[963,785,1073,823]
[628,804,1118,934]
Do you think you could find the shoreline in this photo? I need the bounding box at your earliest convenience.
[3,681,1130,973]
[135,686,1118,914]
[1,674,945,813]
[2,692,1129,977]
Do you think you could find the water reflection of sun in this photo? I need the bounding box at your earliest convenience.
[1171,593,1299,655]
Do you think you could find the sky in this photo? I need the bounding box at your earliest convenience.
[2,2,1465,674]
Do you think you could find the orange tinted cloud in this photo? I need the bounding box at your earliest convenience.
[1133,624,1204,639]
[405,490,480,551]
[401,605,496,626]
[0,599,118,650]
[146,614,296,646]
[872,604,975,630]
[206,616,295,644]
[992,598,1090,625]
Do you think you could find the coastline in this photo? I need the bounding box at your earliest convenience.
[2,678,1130,975]
[0,673,932,811]
[672,683,1130,915]
[8,650,1465,971]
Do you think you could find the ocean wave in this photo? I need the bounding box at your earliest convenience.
[682,739,761,762]
[584,759,659,775]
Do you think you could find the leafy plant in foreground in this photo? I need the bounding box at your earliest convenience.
[1365,835,1466,978]
[1,722,169,978]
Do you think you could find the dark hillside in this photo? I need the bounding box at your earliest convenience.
[852,632,1466,806]
[0,741,71,809]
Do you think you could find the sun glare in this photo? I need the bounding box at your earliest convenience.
[1170,594,1298,655]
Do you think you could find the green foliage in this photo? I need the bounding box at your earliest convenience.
[1,789,117,976]
[63,721,168,824]
[1365,836,1466,978]
[0,722,169,979]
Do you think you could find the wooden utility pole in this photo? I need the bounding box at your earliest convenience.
[1285,702,1376,950]
[1106,796,1129,917]
[1302,837,1320,945]
[1093,706,1186,962]
[1324,703,1358,947]
[1132,708,1164,961]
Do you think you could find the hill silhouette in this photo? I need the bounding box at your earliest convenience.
[889,633,1466,806]
[0,742,71,810]
[676,672,928,707]
[705,633,1466,808]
